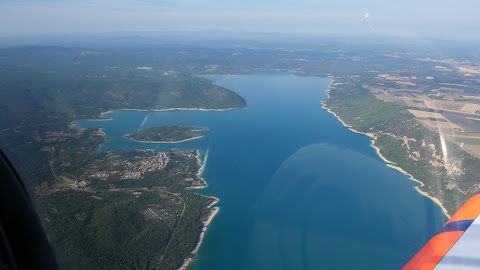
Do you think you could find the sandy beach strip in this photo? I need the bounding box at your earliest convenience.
[79,107,242,123]
[192,206,220,254]
[178,198,220,270]
[115,107,240,113]
[321,92,451,218]
[178,258,193,270]
[177,150,220,270]
[70,110,114,123]
[196,149,209,186]
[185,150,209,190]
[126,135,204,144]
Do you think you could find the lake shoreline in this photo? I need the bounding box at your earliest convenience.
[104,107,240,116]
[71,107,244,125]
[178,149,219,270]
[321,84,450,218]
[125,135,204,144]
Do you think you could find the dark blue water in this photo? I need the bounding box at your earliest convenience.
[75,72,447,270]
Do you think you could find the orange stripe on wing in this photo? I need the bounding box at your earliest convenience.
[446,193,480,224]
[402,231,464,270]
[403,193,480,269]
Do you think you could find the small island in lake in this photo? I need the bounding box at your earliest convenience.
[126,126,208,143]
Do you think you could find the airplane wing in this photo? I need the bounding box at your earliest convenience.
[403,192,480,270]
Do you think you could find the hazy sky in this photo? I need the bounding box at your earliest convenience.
[0,0,478,38]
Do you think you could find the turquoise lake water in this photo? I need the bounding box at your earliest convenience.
[76,72,447,270]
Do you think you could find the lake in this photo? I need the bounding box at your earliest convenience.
[75,72,447,270]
